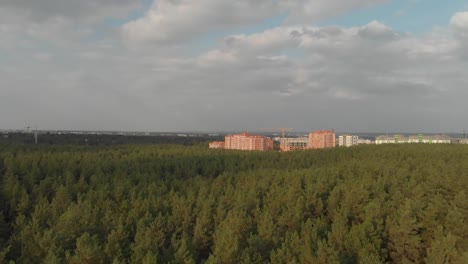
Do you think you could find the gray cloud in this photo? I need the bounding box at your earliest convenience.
[0,2,467,133]
[0,0,142,22]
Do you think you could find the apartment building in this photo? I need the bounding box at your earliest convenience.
[358,139,373,145]
[209,141,225,149]
[338,135,359,147]
[375,134,451,144]
[308,130,336,149]
[224,132,273,151]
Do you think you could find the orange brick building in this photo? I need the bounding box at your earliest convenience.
[224,132,273,151]
[209,141,225,149]
[308,130,336,149]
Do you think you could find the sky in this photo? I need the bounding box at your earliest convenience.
[1,0,468,133]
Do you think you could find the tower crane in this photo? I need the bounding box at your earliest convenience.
[25,125,38,144]
[262,128,293,138]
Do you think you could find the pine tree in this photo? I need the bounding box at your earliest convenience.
[209,210,251,263]
[68,232,105,264]
[0,211,9,247]
[193,203,213,261]
[173,235,195,264]
[425,226,463,264]
[387,200,423,263]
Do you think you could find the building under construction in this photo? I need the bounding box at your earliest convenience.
[280,137,308,151]
[279,130,336,151]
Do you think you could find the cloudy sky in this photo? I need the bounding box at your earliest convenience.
[1,0,468,133]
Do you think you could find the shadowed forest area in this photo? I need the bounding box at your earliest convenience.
[0,144,467,263]
[0,133,221,146]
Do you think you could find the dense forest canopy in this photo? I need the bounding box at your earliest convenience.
[0,144,467,263]
[0,132,222,146]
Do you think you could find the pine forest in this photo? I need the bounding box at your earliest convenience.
[0,143,467,263]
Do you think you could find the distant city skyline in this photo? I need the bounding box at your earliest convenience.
[1,1,468,133]
[0,127,467,136]
[2,128,466,138]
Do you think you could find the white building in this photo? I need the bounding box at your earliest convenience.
[358,139,373,145]
[338,135,359,147]
[452,138,468,144]
[375,134,451,144]
[375,135,403,144]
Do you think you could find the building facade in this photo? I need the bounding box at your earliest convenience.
[209,141,225,149]
[338,135,359,147]
[451,138,468,144]
[280,137,308,152]
[224,132,273,151]
[375,134,451,144]
[358,139,373,145]
[308,130,336,149]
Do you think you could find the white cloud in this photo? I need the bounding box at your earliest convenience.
[121,0,387,45]
[185,18,468,131]
[281,0,388,24]
[450,12,468,31]
[199,50,239,66]
[451,11,468,47]
[122,0,280,44]
[222,27,302,55]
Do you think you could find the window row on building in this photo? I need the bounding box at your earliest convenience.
[338,135,359,147]
[210,131,338,152]
[210,132,458,151]
[209,132,273,151]
[280,130,337,151]
[280,137,308,151]
[375,134,451,144]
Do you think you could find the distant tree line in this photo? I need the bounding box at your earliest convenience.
[0,133,221,146]
[0,144,467,263]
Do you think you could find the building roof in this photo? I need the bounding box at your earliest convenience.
[226,132,270,139]
[310,130,335,134]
